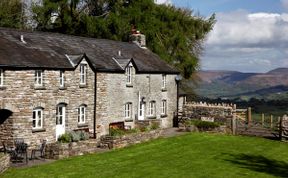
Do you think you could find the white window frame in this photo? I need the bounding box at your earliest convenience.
[56,104,66,125]
[33,107,43,129]
[35,70,43,86]
[148,101,156,116]
[126,64,133,84]
[124,102,132,118]
[161,100,167,115]
[80,64,87,85]
[59,71,65,88]
[162,74,166,89]
[78,105,86,124]
[0,69,3,86]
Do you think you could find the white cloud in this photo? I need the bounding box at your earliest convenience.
[201,10,288,72]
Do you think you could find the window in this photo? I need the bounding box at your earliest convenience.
[33,107,43,129]
[0,69,3,86]
[80,64,87,85]
[78,105,86,124]
[124,102,132,118]
[126,65,133,84]
[56,104,66,125]
[35,70,43,86]
[59,71,64,87]
[162,74,166,89]
[148,101,156,116]
[161,100,167,115]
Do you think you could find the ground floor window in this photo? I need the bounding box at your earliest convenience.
[125,102,132,118]
[148,101,156,116]
[161,100,167,115]
[78,105,86,124]
[33,107,43,129]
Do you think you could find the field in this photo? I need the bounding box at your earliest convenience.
[2,133,288,178]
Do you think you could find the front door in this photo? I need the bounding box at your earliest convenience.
[56,104,66,140]
[139,102,145,120]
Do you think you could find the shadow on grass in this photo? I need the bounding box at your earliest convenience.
[224,153,288,178]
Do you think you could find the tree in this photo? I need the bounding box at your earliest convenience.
[33,0,215,78]
[0,0,23,29]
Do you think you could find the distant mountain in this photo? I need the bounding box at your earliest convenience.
[188,68,288,100]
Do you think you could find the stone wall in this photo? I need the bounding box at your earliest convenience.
[0,58,95,147]
[112,129,163,149]
[45,139,99,159]
[182,102,235,123]
[0,154,10,174]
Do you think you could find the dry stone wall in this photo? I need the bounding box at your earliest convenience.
[0,154,10,174]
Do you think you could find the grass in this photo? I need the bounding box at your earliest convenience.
[2,133,288,178]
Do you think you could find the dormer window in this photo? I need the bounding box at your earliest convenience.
[126,63,133,86]
[162,74,166,90]
[59,71,65,88]
[35,70,43,86]
[80,64,87,85]
[0,69,3,86]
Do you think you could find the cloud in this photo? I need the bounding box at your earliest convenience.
[281,0,288,10]
[202,10,288,72]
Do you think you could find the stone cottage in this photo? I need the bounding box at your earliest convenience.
[0,28,179,146]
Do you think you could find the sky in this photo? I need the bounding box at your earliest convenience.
[160,0,288,73]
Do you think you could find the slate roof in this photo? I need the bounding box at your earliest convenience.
[0,28,178,74]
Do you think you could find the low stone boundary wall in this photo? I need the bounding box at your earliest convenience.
[45,139,99,160]
[112,129,163,149]
[0,154,10,174]
[45,130,163,159]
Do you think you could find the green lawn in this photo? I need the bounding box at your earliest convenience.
[2,133,288,178]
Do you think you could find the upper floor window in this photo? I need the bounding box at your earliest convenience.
[80,64,87,85]
[162,74,166,89]
[161,100,167,115]
[148,101,156,117]
[33,107,43,129]
[0,69,3,86]
[124,102,132,118]
[78,105,86,124]
[126,64,133,85]
[59,71,65,88]
[35,70,43,86]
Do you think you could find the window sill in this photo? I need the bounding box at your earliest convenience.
[161,88,167,92]
[59,86,67,90]
[160,114,168,118]
[125,119,133,122]
[32,128,46,133]
[79,84,87,88]
[34,86,46,90]
[0,86,6,90]
[78,123,88,128]
[147,116,157,119]
[126,84,133,87]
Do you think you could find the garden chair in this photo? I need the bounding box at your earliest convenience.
[30,140,47,160]
[14,140,28,164]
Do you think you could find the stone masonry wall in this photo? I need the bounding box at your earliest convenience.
[0,58,95,147]
[0,154,10,174]
[95,65,177,137]
[183,102,235,123]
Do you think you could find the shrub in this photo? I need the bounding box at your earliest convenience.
[191,120,220,131]
[58,133,72,143]
[150,123,160,130]
[79,131,90,140]
[125,128,140,134]
[110,128,125,137]
[70,131,80,142]
[140,126,150,132]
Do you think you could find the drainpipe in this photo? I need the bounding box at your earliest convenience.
[93,72,97,139]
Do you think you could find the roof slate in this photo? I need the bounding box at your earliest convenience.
[0,28,178,74]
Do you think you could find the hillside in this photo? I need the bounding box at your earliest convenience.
[188,68,288,100]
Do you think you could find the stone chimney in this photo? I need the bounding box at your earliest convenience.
[130,26,146,48]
